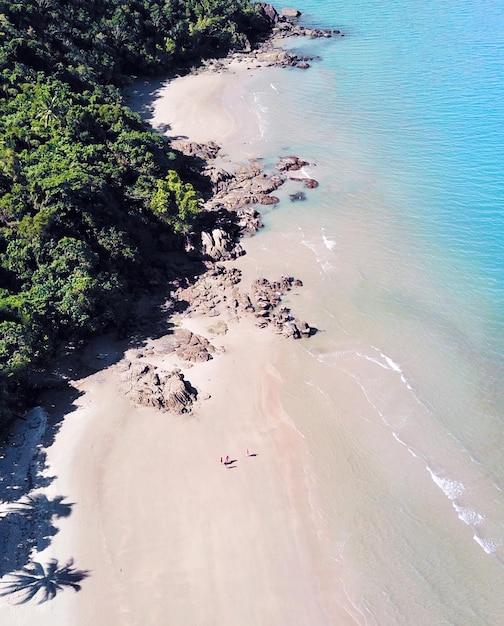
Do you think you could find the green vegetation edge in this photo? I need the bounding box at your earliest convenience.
[0,0,274,427]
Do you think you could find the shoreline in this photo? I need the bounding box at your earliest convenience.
[1,31,355,626]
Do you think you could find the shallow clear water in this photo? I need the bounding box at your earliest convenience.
[237,0,504,622]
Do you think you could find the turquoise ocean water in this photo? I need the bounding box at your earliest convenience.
[234,0,504,622]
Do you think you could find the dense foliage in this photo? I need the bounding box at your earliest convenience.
[0,0,272,425]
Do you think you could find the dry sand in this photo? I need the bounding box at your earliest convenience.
[1,64,357,625]
[126,60,266,163]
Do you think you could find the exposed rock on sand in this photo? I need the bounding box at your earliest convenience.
[194,5,344,75]
[251,276,303,310]
[236,208,264,236]
[153,328,215,363]
[169,269,315,340]
[119,361,197,413]
[199,227,245,261]
[170,139,221,159]
[250,276,315,338]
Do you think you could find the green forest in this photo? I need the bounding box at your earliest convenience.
[0,0,273,427]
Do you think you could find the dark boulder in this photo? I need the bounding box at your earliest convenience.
[290,191,306,202]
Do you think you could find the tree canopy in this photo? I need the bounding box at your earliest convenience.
[0,0,273,426]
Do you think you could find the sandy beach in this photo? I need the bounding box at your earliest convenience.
[127,59,267,163]
[4,4,504,625]
[0,62,357,625]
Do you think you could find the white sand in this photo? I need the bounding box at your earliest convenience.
[127,61,266,162]
[1,66,358,625]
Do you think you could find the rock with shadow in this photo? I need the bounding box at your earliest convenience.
[118,361,198,414]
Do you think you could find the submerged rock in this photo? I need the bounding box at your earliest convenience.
[275,156,310,172]
[289,191,306,201]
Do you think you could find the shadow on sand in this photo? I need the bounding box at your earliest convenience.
[0,558,89,604]
[0,103,251,598]
[0,236,239,599]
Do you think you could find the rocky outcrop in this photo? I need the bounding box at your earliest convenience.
[271,307,313,339]
[258,3,279,24]
[170,138,318,217]
[276,156,310,172]
[281,7,302,21]
[120,362,197,414]
[290,191,306,201]
[250,276,315,338]
[201,154,318,214]
[169,139,221,160]
[194,5,344,76]
[199,228,245,261]
[289,176,319,188]
[174,265,248,317]
[206,159,284,211]
[257,2,341,37]
[156,328,215,362]
[169,267,315,338]
[236,208,264,236]
[251,276,303,311]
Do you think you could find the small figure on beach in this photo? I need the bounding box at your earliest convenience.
[246,448,250,456]
[226,455,229,463]
[220,457,223,464]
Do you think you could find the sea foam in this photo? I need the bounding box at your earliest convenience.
[427,467,466,501]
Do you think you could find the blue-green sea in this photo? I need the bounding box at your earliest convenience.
[234,0,504,622]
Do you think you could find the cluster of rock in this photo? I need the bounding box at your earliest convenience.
[197,4,344,72]
[171,139,319,213]
[251,276,313,338]
[169,141,321,262]
[245,4,345,70]
[265,4,344,40]
[275,156,319,189]
[206,158,284,211]
[202,153,320,210]
[155,328,215,362]
[119,362,198,414]
[172,265,254,318]
[118,7,330,415]
[118,266,316,413]
[171,267,315,340]
[117,325,224,412]
[198,226,244,262]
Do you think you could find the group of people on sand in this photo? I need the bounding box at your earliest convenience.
[220,449,255,466]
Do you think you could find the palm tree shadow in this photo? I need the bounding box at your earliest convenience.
[0,494,74,578]
[0,558,89,604]
[12,494,73,518]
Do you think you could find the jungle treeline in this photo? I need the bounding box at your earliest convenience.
[0,0,273,425]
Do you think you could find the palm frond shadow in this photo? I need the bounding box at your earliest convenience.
[12,494,73,518]
[0,558,89,604]
[0,495,74,578]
